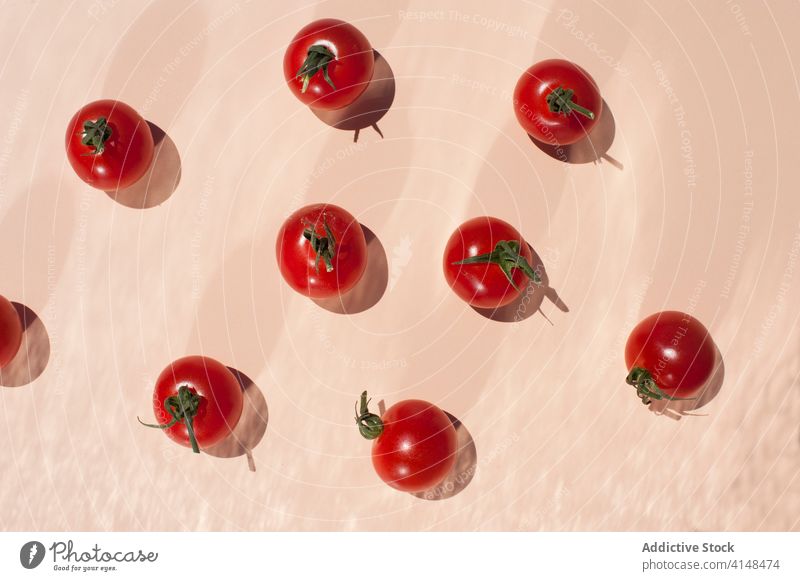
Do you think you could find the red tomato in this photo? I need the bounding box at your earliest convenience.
[276,203,367,299]
[625,311,715,404]
[0,295,23,369]
[443,216,540,309]
[356,391,457,493]
[140,356,243,453]
[514,59,602,146]
[284,18,374,110]
[65,99,154,191]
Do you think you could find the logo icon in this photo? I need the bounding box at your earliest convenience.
[20,541,45,569]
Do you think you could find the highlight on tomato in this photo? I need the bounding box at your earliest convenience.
[356,391,457,493]
[276,203,368,299]
[624,311,716,405]
[443,216,540,309]
[139,356,244,453]
[65,99,154,191]
[0,294,23,369]
[283,18,375,110]
[514,59,602,146]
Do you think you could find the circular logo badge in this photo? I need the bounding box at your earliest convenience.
[20,541,46,569]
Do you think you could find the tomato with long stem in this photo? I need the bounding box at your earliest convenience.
[625,311,715,405]
[443,216,540,309]
[139,356,243,453]
[514,59,602,146]
[356,391,457,493]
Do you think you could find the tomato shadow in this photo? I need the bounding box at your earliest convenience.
[310,50,395,143]
[0,302,49,387]
[529,99,622,169]
[472,244,569,324]
[105,121,181,209]
[647,345,725,420]
[313,225,388,315]
[204,368,268,471]
[412,412,477,501]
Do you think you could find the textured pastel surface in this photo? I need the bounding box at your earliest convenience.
[0,0,798,531]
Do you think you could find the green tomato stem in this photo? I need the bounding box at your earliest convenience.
[625,367,696,406]
[138,385,203,453]
[355,390,384,440]
[296,44,336,93]
[546,86,595,120]
[452,239,541,291]
[80,117,113,156]
[302,217,337,274]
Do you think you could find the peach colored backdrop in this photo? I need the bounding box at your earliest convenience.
[0,0,798,531]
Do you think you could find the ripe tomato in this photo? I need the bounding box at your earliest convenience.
[356,391,457,493]
[283,18,374,110]
[514,59,602,146]
[276,203,367,299]
[0,295,23,369]
[140,356,243,453]
[625,311,715,405]
[443,216,540,309]
[65,99,154,191]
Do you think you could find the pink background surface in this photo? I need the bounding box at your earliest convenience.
[1,0,799,531]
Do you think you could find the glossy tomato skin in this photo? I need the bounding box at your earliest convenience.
[152,356,243,449]
[625,311,715,398]
[276,203,367,299]
[0,295,23,369]
[443,216,533,309]
[514,59,602,146]
[65,99,154,191]
[284,18,374,110]
[372,399,457,493]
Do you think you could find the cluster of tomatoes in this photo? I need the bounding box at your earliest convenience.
[0,19,718,496]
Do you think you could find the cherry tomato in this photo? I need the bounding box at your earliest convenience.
[356,391,457,493]
[443,216,540,309]
[0,295,22,369]
[625,311,715,405]
[140,356,243,453]
[514,59,602,146]
[276,203,368,299]
[283,18,374,110]
[65,99,154,191]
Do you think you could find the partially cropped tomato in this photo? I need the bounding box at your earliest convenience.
[356,391,457,493]
[625,311,715,405]
[140,356,243,453]
[276,203,367,299]
[443,216,539,309]
[284,18,374,110]
[0,295,23,369]
[65,99,154,190]
[514,59,602,146]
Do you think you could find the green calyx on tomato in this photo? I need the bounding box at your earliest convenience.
[303,217,336,274]
[452,240,541,291]
[138,385,203,453]
[626,367,696,406]
[296,44,337,93]
[355,390,384,440]
[546,86,595,120]
[80,117,113,156]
